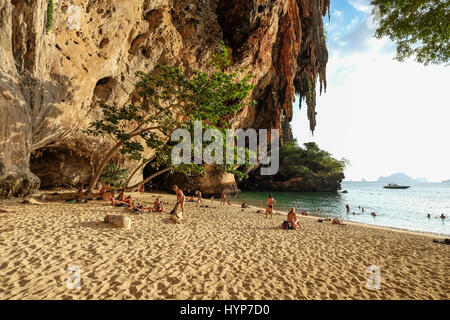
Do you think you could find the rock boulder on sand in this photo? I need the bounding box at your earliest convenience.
[104,215,131,229]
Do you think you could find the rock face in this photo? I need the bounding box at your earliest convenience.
[239,173,345,192]
[0,0,329,198]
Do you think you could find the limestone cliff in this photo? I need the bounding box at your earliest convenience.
[239,173,345,192]
[0,0,329,198]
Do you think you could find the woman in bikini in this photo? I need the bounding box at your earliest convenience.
[266,194,276,219]
[195,190,205,207]
[172,185,185,219]
[286,208,301,229]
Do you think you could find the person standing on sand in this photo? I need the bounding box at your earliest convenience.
[195,190,205,207]
[266,194,276,219]
[172,185,185,219]
[220,190,226,205]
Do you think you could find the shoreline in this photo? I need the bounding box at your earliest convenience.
[229,201,448,239]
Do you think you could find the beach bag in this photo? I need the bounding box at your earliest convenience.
[282,221,293,230]
[169,203,178,215]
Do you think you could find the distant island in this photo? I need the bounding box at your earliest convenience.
[377,173,428,183]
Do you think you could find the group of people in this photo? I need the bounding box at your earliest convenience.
[427,213,446,219]
[346,204,376,217]
[98,183,165,214]
[99,183,305,230]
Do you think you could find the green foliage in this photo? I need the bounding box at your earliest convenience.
[305,78,312,102]
[86,41,255,182]
[100,163,128,187]
[323,28,328,41]
[277,140,347,180]
[371,0,449,65]
[46,0,54,34]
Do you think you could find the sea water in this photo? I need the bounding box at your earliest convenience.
[233,181,450,236]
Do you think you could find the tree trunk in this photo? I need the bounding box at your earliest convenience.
[124,167,171,192]
[87,141,124,193]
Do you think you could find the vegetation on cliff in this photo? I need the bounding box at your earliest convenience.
[45,0,53,34]
[277,140,347,181]
[372,0,449,65]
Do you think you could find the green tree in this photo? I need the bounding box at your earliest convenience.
[85,42,254,193]
[100,162,128,188]
[277,140,347,180]
[372,0,450,65]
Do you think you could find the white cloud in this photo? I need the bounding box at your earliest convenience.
[347,0,372,13]
[332,10,343,19]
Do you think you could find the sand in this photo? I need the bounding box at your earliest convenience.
[0,191,448,300]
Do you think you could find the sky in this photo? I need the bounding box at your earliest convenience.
[291,0,450,182]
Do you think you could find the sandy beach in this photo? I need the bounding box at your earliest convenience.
[0,191,448,300]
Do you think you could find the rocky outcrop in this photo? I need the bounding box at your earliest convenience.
[0,0,329,198]
[144,165,239,197]
[239,173,345,192]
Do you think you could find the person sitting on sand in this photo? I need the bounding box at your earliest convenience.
[102,183,113,201]
[152,197,163,212]
[110,197,126,207]
[332,218,342,225]
[123,195,134,204]
[301,210,308,216]
[220,190,227,206]
[282,208,300,230]
[266,194,276,219]
[227,199,231,205]
[241,201,249,209]
[117,190,125,202]
[195,190,205,207]
[126,201,146,214]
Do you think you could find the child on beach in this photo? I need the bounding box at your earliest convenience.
[220,190,227,205]
[152,197,163,212]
